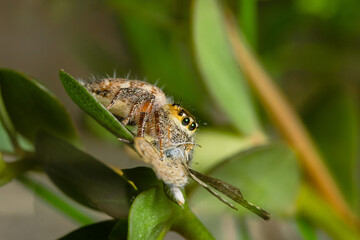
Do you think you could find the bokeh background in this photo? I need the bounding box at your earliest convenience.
[0,0,359,239]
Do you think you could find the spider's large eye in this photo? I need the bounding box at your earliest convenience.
[182,117,190,126]
[188,122,197,131]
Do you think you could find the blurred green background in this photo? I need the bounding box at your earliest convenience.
[0,0,359,239]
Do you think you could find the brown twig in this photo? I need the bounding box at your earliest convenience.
[224,13,358,226]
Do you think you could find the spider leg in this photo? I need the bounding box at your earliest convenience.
[154,110,165,160]
[137,96,155,137]
[184,143,195,164]
[106,88,122,110]
[122,102,138,125]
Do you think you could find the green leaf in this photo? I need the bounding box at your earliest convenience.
[303,88,359,208]
[296,218,318,240]
[189,143,299,238]
[109,219,128,240]
[18,175,95,225]
[193,0,260,135]
[59,220,126,240]
[128,186,181,240]
[0,120,13,153]
[190,143,299,226]
[36,132,132,218]
[194,128,262,173]
[0,69,79,146]
[107,0,207,115]
[295,0,339,19]
[59,70,133,141]
[122,167,161,193]
[125,171,214,240]
[238,0,258,49]
[83,115,119,142]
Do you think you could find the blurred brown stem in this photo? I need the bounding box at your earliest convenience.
[224,13,358,227]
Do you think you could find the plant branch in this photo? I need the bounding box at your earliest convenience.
[224,12,358,226]
[172,206,215,240]
[0,156,36,186]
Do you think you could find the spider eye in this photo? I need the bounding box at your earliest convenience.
[182,117,190,126]
[188,122,197,131]
[178,110,184,117]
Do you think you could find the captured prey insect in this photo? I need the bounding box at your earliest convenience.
[134,137,271,221]
[83,77,270,220]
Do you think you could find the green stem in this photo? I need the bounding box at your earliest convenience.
[18,174,95,225]
[296,217,318,240]
[172,206,215,240]
[0,157,36,186]
[238,0,257,49]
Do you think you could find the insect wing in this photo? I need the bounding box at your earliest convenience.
[187,169,238,210]
[133,137,159,164]
[188,168,271,221]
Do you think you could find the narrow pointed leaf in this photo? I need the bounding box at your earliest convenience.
[36,132,132,218]
[193,0,260,135]
[109,219,128,240]
[107,0,206,114]
[59,70,133,141]
[59,220,123,240]
[0,69,79,146]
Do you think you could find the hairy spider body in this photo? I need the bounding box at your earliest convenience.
[83,78,198,187]
[82,78,271,218]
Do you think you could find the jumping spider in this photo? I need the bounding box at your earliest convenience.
[82,77,270,220]
[83,78,199,167]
